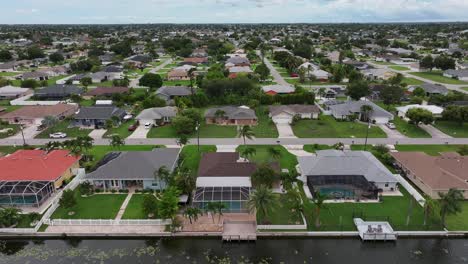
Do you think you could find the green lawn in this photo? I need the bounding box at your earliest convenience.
[0,146,26,155]
[260,194,303,225]
[121,194,154,219]
[395,145,463,156]
[446,202,468,231]
[433,121,468,138]
[163,80,191,86]
[409,72,468,85]
[237,145,298,171]
[35,120,92,139]
[301,185,442,231]
[179,145,217,175]
[462,87,468,92]
[402,77,424,85]
[0,72,21,77]
[372,61,395,65]
[51,190,127,219]
[393,117,431,138]
[0,124,19,139]
[292,115,387,138]
[251,107,278,138]
[148,122,237,138]
[16,213,41,228]
[389,65,410,71]
[303,144,333,153]
[103,120,137,139]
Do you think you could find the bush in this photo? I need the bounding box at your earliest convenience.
[110,189,117,193]
[135,189,142,193]
[95,189,102,193]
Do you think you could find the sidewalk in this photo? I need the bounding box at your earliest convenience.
[115,191,134,221]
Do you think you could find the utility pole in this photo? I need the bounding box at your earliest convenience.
[364,119,370,151]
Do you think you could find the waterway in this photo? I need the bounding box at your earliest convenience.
[0,238,468,263]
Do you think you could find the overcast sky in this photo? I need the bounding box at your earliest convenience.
[2,0,468,24]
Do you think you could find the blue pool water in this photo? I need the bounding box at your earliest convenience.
[319,187,355,199]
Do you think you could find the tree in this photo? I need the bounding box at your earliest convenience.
[49,52,64,64]
[60,190,77,213]
[110,135,125,150]
[158,187,180,219]
[80,77,93,88]
[248,186,276,224]
[155,165,171,187]
[422,196,439,226]
[21,79,40,89]
[346,81,370,100]
[442,106,468,126]
[360,104,374,123]
[380,85,404,107]
[78,181,93,196]
[412,87,426,97]
[176,134,189,146]
[311,191,327,228]
[174,167,196,194]
[406,108,434,125]
[240,147,256,161]
[254,63,270,82]
[267,146,282,162]
[142,194,158,218]
[0,207,21,227]
[298,67,306,83]
[239,125,254,145]
[188,68,196,94]
[45,141,62,152]
[139,73,163,89]
[172,115,196,135]
[438,189,464,227]
[26,45,45,59]
[251,164,278,188]
[183,207,201,224]
[420,55,434,71]
[206,202,218,224]
[41,115,58,128]
[458,145,468,155]
[434,56,455,71]
[213,202,227,223]
[0,50,12,62]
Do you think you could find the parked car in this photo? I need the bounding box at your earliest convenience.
[290,73,299,77]
[144,122,152,129]
[49,132,67,138]
[386,122,396,129]
[128,121,139,132]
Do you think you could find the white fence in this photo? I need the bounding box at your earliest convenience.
[394,174,425,206]
[257,213,308,230]
[47,219,171,226]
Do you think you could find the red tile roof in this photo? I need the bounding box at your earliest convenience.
[0,150,80,182]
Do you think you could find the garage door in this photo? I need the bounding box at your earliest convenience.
[273,117,292,124]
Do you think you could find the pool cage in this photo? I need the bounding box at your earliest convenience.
[0,181,55,207]
[307,175,380,200]
[192,186,251,213]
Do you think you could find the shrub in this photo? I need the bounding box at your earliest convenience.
[110,189,116,193]
[95,189,102,193]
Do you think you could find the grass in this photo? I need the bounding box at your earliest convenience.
[237,145,298,171]
[372,61,395,65]
[462,87,468,92]
[395,145,463,155]
[35,120,92,139]
[433,121,468,138]
[147,122,237,138]
[121,194,153,219]
[392,117,431,138]
[303,144,333,153]
[260,194,303,225]
[16,213,41,228]
[301,185,442,231]
[179,145,217,175]
[446,202,468,231]
[402,77,424,85]
[0,72,21,77]
[292,115,387,138]
[389,65,410,71]
[51,189,127,219]
[409,71,468,85]
[163,80,191,86]
[0,124,19,139]
[251,107,278,138]
[0,146,26,155]
[103,120,137,139]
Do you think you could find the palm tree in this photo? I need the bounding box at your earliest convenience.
[267,146,281,162]
[248,186,276,224]
[183,207,202,224]
[214,109,226,122]
[155,165,171,187]
[311,191,327,228]
[439,189,464,227]
[45,141,62,152]
[0,207,21,228]
[240,147,256,161]
[239,125,254,145]
[298,67,306,83]
[422,196,439,226]
[41,115,58,128]
[110,135,125,150]
[307,64,313,88]
[206,202,217,224]
[360,104,373,151]
[76,136,94,157]
[212,202,226,224]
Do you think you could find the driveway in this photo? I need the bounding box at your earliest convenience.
[217,145,238,152]
[89,129,107,140]
[284,145,314,157]
[275,123,296,138]
[128,125,149,139]
[9,125,40,140]
[256,50,292,87]
[378,124,406,139]
[419,124,452,139]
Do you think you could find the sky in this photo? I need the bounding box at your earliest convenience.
[1,0,468,24]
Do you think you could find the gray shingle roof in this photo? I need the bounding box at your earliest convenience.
[85,148,180,180]
[419,83,448,95]
[74,106,126,120]
[35,85,83,97]
[156,86,192,97]
[298,150,397,183]
[136,107,177,120]
[205,106,257,120]
[328,100,393,120]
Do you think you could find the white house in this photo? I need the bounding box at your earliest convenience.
[396,104,444,118]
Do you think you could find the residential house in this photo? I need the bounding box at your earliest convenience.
[0,86,31,99]
[73,106,126,128]
[362,68,396,80]
[156,86,192,101]
[167,69,190,81]
[225,56,250,67]
[136,106,177,126]
[183,57,208,65]
[344,60,370,70]
[396,104,444,118]
[409,83,448,96]
[228,66,253,78]
[34,84,83,100]
[0,62,17,72]
[83,86,130,99]
[261,84,295,95]
[327,100,394,124]
[0,104,78,125]
[37,66,69,77]
[22,71,50,81]
[443,69,468,81]
[205,106,257,126]
[298,62,330,81]
[391,152,468,199]
[85,148,180,191]
[268,104,321,124]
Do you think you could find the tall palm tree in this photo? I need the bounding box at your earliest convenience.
[183,207,202,224]
[421,196,439,226]
[42,115,58,128]
[239,125,254,145]
[438,189,464,227]
[298,67,306,83]
[213,202,226,224]
[267,147,281,162]
[240,147,256,161]
[214,109,226,122]
[248,186,276,224]
[155,165,171,187]
[206,202,217,224]
[311,191,327,228]
[110,135,125,150]
[45,141,62,152]
[307,64,313,88]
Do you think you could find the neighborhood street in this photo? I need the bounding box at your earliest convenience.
[129,58,173,88]
[257,50,292,87]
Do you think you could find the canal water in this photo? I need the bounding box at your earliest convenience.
[0,238,468,263]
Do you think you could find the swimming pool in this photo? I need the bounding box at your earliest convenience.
[318,187,355,199]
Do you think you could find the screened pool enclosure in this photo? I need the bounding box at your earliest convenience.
[193,186,251,213]
[0,180,55,207]
[307,175,379,200]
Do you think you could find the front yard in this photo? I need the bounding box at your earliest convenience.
[0,123,19,139]
[121,194,154,219]
[409,71,468,85]
[35,120,92,139]
[103,120,138,139]
[251,107,278,138]
[394,144,463,155]
[402,77,424,85]
[292,115,387,138]
[147,123,238,138]
[433,121,468,138]
[392,117,431,138]
[179,145,217,175]
[237,145,297,171]
[389,65,410,71]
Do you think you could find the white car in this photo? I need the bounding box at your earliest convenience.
[386,122,396,129]
[144,122,153,129]
[49,132,67,138]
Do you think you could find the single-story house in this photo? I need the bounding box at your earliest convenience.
[83,86,130,99]
[0,62,17,72]
[298,62,330,81]
[0,85,31,99]
[391,152,468,199]
[183,57,208,65]
[269,104,321,124]
[362,68,396,80]
[73,106,126,128]
[34,84,83,100]
[443,69,468,81]
[136,106,177,126]
[327,100,394,124]
[261,84,295,95]
[167,69,190,81]
[156,86,192,101]
[90,71,122,83]
[0,104,78,125]
[22,71,50,81]
[409,83,449,96]
[85,148,180,191]
[225,56,250,67]
[298,150,399,200]
[205,106,257,126]
[0,150,80,207]
[396,104,444,118]
[37,66,69,76]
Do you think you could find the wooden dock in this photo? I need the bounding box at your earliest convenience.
[222,220,257,242]
[354,218,397,241]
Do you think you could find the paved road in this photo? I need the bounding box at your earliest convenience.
[3,137,468,147]
[256,50,291,87]
[129,58,173,88]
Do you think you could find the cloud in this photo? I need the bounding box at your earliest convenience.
[15,8,39,14]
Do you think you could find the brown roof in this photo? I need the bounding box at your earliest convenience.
[84,87,130,96]
[167,69,188,78]
[198,152,279,177]
[391,152,468,190]
[0,104,78,119]
[183,57,208,64]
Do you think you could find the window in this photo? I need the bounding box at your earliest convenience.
[385,183,389,187]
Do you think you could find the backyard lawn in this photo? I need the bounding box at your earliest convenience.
[292,115,387,138]
[0,72,21,77]
[446,202,468,231]
[259,194,304,225]
[433,121,468,138]
[35,120,92,139]
[51,190,127,219]
[389,65,410,71]
[0,123,19,139]
[237,145,297,171]
[121,194,153,219]
[392,117,431,138]
[251,107,278,138]
[103,120,137,139]
[409,72,468,85]
[179,145,216,175]
[394,145,463,156]
[402,77,424,85]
